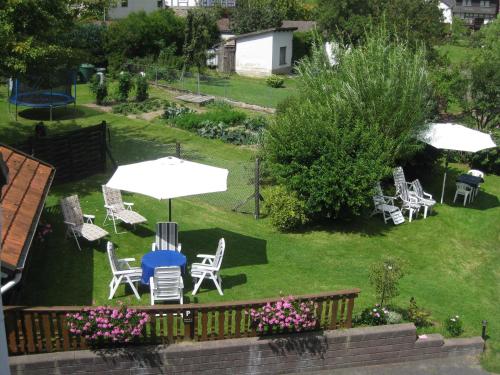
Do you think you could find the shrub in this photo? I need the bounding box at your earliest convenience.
[369,257,404,306]
[112,98,169,115]
[444,315,463,337]
[66,306,149,344]
[470,131,500,175]
[250,296,318,333]
[162,102,194,119]
[117,72,133,102]
[357,305,388,326]
[173,107,246,130]
[386,311,403,325]
[89,75,108,105]
[266,74,285,88]
[406,297,432,328]
[135,74,149,102]
[264,27,432,220]
[264,185,308,232]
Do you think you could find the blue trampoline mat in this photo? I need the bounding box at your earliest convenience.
[9,92,75,108]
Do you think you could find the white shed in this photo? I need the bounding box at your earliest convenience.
[108,0,164,19]
[230,27,297,77]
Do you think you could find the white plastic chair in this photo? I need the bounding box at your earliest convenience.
[467,169,484,199]
[371,183,405,225]
[191,238,225,296]
[60,195,108,250]
[102,185,147,233]
[410,179,436,219]
[150,266,184,305]
[151,222,182,252]
[454,182,474,206]
[106,241,142,300]
[393,167,421,222]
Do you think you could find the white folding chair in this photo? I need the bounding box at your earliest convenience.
[102,185,147,234]
[191,238,225,296]
[454,182,473,206]
[150,266,184,305]
[410,179,436,219]
[151,222,182,252]
[371,183,405,225]
[106,242,142,300]
[393,167,421,222]
[60,195,108,250]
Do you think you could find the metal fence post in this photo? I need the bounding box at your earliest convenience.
[254,157,260,219]
[176,142,181,158]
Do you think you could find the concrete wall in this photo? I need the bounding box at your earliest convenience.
[9,324,484,375]
[235,34,273,77]
[108,0,162,19]
[271,31,294,74]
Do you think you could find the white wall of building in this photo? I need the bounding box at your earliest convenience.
[165,0,198,6]
[271,31,294,72]
[439,2,453,23]
[108,0,163,19]
[235,34,273,77]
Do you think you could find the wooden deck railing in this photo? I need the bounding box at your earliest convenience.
[4,289,360,355]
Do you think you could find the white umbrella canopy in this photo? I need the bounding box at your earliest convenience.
[419,123,497,203]
[106,156,228,219]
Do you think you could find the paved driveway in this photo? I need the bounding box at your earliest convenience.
[293,356,492,375]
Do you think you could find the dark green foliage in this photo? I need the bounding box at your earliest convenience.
[292,31,315,63]
[445,315,464,337]
[264,185,308,231]
[64,23,107,67]
[112,98,171,115]
[405,297,432,328]
[470,131,500,175]
[117,72,133,102]
[89,75,108,105]
[264,28,432,220]
[369,257,404,306]
[105,9,185,72]
[357,305,388,326]
[173,107,246,131]
[196,117,266,145]
[162,102,194,119]
[135,74,149,102]
[266,75,285,88]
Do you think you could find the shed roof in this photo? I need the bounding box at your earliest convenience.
[280,20,317,32]
[228,27,298,41]
[0,144,55,271]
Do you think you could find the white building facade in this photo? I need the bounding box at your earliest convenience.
[165,0,236,7]
[108,0,164,19]
[232,28,296,77]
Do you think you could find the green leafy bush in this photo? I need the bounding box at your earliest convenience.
[162,103,194,119]
[445,315,463,337]
[264,27,432,220]
[369,257,404,306]
[405,297,432,328]
[112,98,169,115]
[266,75,285,88]
[470,131,500,175]
[386,311,403,324]
[264,186,308,232]
[357,305,388,326]
[196,120,263,145]
[117,72,133,102]
[89,75,108,105]
[135,74,149,102]
[173,107,246,131]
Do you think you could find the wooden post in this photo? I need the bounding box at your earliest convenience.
[254,157,260,219]
[175,142,181,158]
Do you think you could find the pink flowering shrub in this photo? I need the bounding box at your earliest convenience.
[66,306,149,343]
[249,296,318,333]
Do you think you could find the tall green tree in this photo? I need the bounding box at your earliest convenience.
[0,0,77,77]
[264,28,433,221]
[182,8,220,73]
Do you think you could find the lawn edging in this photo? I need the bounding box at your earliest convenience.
[9,323,484,374]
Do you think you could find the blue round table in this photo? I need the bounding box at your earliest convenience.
[141,251,187,285]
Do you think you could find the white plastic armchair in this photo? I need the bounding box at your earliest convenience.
[106,241,142,300]
[410,179,436,219]
[454,182,473,206]
[467,169,484,199]
[60,195,108,250]
[191,238,225,296]
[102,185,147,233]
[151,222,182,252]
[150,266,184,305]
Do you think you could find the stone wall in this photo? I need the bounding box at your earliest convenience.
[9,323,484,375]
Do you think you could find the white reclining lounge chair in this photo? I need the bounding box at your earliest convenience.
[371,183,405,225]
[151,222,182,252]
[102,185,147,233]
[106,241,142,300]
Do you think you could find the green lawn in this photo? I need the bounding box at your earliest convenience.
[436,43,478,65]
[1,85,499,372]
[165,73,298,108]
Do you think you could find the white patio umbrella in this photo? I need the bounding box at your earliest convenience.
[106,156,228,220]
[419,123,496,203]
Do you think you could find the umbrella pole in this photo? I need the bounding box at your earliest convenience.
[440,151,449,204]
[168,199,172,221]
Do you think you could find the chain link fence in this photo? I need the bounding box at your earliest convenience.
[124,63,295,109]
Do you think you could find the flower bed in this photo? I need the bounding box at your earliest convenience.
[66,306,149,344]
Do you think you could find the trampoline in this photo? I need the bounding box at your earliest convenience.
[8,71,77,121]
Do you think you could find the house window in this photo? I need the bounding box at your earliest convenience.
[279,46,286,66]
[158,0,163,7]
[462,0,472,6]
[480,1,490,6]
[121,0,128,7]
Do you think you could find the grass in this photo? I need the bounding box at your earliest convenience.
[1,84,500,372]
[435,42,478,65]
[164,73,298,108]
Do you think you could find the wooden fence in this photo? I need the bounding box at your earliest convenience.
[4,289,360,355]
[13,121,110,183]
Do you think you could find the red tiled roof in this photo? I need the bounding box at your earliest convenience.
[0,145,55,270]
